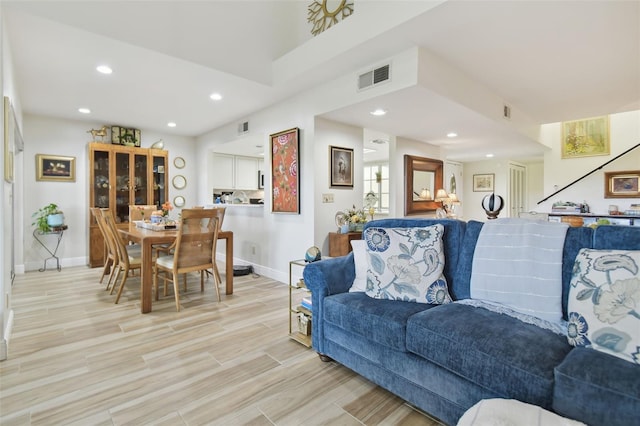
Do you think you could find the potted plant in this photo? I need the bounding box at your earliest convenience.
[32,203,64,232]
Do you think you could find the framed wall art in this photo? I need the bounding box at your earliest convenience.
[36,154,76,182]
[561,116,610,159]
[111,126,141,147]
[473,173,494,192]
[271,127,300,214]
[604,170,640,199]
[330,146,353,188]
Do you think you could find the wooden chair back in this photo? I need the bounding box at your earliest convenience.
[129,204,157,221]
[172,209,220,273]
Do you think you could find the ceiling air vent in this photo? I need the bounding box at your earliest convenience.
[503,104,511,120]
[238,121,249,135]
[358,64,390,90]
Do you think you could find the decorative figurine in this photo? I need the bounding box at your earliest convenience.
[87,125,108,142]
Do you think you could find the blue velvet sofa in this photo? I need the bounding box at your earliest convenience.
[303,218,640,426]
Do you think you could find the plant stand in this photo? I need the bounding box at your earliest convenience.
[33,225,68,272]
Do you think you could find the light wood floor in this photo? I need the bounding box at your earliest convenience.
[1,265,443,426]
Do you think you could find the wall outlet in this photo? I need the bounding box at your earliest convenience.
[322,193,334,203]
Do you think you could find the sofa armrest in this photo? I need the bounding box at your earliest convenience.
[303,253,355,353]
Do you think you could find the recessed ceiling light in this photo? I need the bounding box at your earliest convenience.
[167,122,177,128]
[370,109,387,116]
[78,108,91,114]
[96,65,112,74]
[210,93,223,101]
[447,132,458,138]
[486,153,494,158]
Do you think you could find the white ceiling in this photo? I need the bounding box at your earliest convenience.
[3,1,639,162]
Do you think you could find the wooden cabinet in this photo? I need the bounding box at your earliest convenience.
[88,143,168,267]
[328,232,362,257]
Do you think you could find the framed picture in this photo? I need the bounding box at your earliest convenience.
[111,126,141,146]
[271,127,300,214]
[473,173,494,192]
[330,146,354,188]
[561,116,610,159]
[36,154,76,182]
[604,170,640,199]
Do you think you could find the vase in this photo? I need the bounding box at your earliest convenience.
[47,213,65,228]
[350,223,364,232]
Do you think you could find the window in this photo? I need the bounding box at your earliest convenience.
[364,163,389,213]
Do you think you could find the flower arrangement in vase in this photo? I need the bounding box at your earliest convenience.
[345,204,367,232]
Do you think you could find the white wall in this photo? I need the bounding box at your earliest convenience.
[314,118,363,255]
[538,110,640,215]
[21,114,198,271]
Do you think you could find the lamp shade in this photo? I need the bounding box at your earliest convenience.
[435,189,449,201]
[419,188,431,200]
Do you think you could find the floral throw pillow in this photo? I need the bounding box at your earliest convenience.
[567,249,640,364]
[364,224,452,304]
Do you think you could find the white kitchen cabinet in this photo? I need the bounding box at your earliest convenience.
[211,153,235,189]
[212,153,261,190]
[235,156,259,190]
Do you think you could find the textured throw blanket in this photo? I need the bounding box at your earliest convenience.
[470,218,569,323]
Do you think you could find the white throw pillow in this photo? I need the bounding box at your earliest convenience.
[364,224,451,304]
[568,249,640,364]
[349,239,367,292]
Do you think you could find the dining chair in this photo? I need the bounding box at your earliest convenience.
[154,209,221,311]
[90,207,118,289]
[101,209,142,304]
[129,204,157,221]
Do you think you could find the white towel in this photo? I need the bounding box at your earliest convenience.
[471,218,569,323]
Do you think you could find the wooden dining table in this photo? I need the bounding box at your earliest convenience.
[119,224,234,313]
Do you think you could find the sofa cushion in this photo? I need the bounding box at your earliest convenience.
[567,248,640,364]
[349,239,367,292]
[553,347,640,426]
[362,218,466,295]
[406,303,573,408]
[364,224,452,304]
[324,292,435,352]
[470,218,569,322]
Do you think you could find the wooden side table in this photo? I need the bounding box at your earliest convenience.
[328,232,362,257]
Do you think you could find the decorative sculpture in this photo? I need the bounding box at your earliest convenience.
[87,125,108,142]
[482,193,504,220]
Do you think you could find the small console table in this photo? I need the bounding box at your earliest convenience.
[33,225,68,272]
[328,231,362,257]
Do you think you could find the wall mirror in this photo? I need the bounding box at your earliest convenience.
[404,155,443,215]
[174,157,185,169]
[173,195,186,207]
[172,175,187,190]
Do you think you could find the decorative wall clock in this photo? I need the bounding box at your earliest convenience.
[307,0,354,36]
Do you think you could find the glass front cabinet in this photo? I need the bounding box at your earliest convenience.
[88,143,168,267]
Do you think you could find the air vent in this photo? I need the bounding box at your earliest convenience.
[238,121,249,135]
[358,64,390,90]
[503,104,511,120]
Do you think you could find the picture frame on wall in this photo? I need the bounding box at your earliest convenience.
[561,116,610,159]
[271,128,300,214]
[36,154,76,182]
[473,173,494,192]
[111,126,141,146]
[330,146,354,188]
[604,170,640,199]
